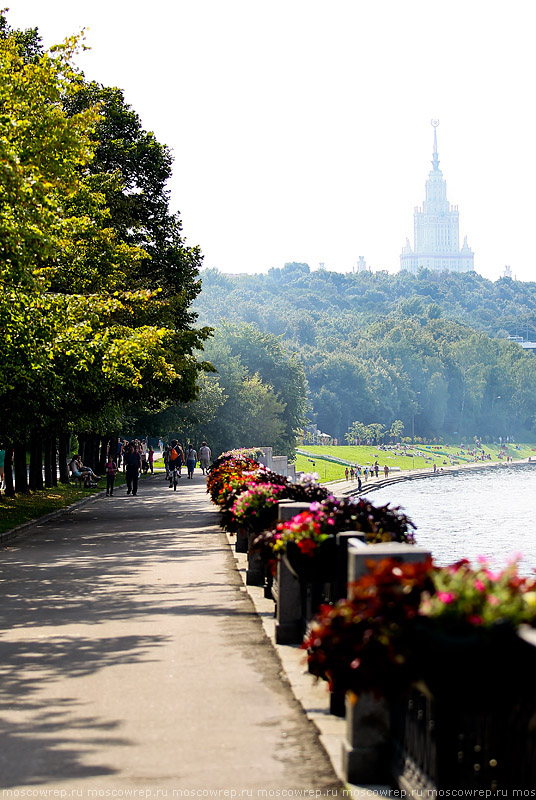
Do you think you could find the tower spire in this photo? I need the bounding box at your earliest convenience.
[400,120,474,275]
[431,119,440,170]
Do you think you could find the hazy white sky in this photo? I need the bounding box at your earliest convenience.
[6,1,536,282]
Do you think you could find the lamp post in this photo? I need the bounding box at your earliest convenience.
[411,393,421,472]
[492,396,501,444]
[411,392,421,444]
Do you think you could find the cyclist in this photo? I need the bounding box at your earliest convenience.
[168,440,184,487]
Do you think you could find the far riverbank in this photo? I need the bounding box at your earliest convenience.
[362,461,536,573]
[327,455,536,498]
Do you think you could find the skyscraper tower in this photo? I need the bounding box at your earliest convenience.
[400,121,474,274]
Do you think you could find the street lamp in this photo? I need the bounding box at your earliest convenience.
[492,396,502,444]
[411,392,421,445]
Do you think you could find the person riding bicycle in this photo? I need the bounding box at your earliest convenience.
[168,440,184,486]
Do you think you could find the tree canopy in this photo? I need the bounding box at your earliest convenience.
[194,265,536,443]
[0,12,212,489]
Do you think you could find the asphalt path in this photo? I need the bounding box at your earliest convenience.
[0,473,340,796]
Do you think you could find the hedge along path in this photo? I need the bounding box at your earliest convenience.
[0,473,340,795]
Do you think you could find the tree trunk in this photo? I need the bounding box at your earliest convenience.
[50,434,58,487]
[43,436,53,488]
[3,446,15,497]
[78,433,86,464]
[58,433,70,484]
[99,436,110,473]
[28,432,43,490]
[93,434,100,472]
[81,434,94,471]
[14,442,29,493]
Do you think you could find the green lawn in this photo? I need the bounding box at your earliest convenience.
[294,442,536,483]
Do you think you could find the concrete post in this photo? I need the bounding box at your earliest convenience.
[272,456,288,476]
[334,531,366,602]
[235,527,248,553]
[274,502,311,644]
[342,541,432,785]
[246,530,264,586]
[257,447,273,471]
[348,541,432,583]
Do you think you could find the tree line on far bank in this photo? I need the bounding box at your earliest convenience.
[192,264,536,445]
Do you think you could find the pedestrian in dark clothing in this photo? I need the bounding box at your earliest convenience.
[116,437,123,469]
[124,444,141,496]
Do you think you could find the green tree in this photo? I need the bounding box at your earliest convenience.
[209,322,307,457]
[187,326,302,457]
[0,17,211,491]
[390,419,404,441]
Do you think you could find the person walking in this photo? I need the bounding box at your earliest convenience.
[148,446,154,474]
[116,437,123,470]
[124,443,141,496]
[105,456,118,496]
[186,444,197,479]
[198,441,211,475]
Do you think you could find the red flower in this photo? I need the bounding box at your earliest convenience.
[297,538,317,556]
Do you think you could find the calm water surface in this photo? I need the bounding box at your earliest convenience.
[369,464,536,574]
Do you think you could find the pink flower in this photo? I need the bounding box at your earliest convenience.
[507,551,523,565]
[468,615,483,625]
[474,579,486,592]
[487,595,500,606]
[437,592,456,604]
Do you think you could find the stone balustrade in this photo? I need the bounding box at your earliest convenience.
[230,488,536,790]
[342,541,432,785]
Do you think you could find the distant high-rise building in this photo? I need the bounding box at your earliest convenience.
[400,121,474,275]
[354,256,370,273]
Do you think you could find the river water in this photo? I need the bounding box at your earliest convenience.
[368,464,536,575]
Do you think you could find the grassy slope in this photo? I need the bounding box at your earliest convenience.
[294,443,536,483]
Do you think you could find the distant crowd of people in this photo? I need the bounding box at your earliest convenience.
[61,436,214,498]
[163,440,212,486]
[344,460,389,487]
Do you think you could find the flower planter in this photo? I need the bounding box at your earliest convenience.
[283,536,337,584]
[406,618,535,705]
[235,527,249,553]
[246,529,265,585]
[391,622,536,791]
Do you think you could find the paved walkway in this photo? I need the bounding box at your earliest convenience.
[0,474,340,796]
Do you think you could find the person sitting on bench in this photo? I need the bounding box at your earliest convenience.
[68,455,100,487]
